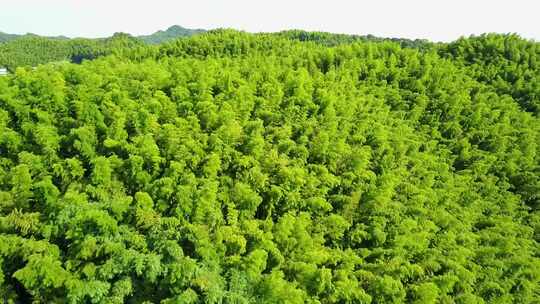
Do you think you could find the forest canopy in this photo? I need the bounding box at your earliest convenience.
[0,30,538,303]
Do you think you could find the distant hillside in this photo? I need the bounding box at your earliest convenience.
[0,25,204,45]
[0,32,68,44]
[0,32,143,71]
[0,32,20,43]
[275,30,432,49]
[0,25,205,70]
[137,25,205,44]
[0,27,437,71]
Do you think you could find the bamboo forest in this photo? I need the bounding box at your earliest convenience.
[0,29,538,303]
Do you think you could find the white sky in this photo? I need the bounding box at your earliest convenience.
[1,0,539,42]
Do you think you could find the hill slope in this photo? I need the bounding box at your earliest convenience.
[138,25,205,44]
[0,30,538,303]
[0,31,68,44]
[0,25,205,70]
[0,32,144,71]
[0,31,21,43]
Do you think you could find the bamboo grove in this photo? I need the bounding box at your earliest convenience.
[0,30,538,303]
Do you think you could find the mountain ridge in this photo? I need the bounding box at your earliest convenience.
[0,25,206,44]
[138,25,206,44]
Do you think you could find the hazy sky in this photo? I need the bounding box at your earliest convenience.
[1,0,539,42]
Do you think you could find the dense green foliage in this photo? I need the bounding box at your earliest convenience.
[0,33,144,71]
[275,30,432,49]
[139,25,206,45]
[0,25,203,47]
[441,34,540,116]
[0,25,204,70]
[0,28,432,71]
[0,30,538,303]
[0,32,68,44]
[0,32,23,44]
